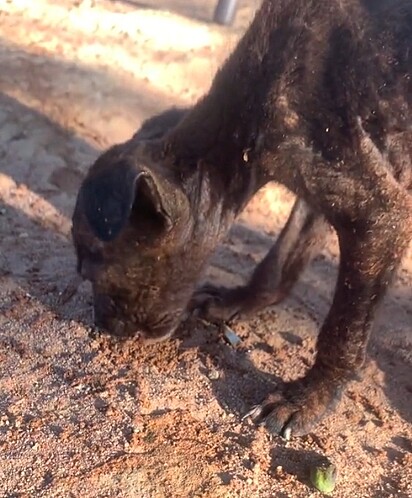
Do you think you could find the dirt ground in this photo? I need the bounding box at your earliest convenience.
[0,1,411,497]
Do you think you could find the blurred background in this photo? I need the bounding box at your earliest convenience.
[0,0,261,150]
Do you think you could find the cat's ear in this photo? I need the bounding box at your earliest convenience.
[78,157,182,242]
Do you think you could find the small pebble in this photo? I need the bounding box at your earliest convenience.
[223,325,242,347]
[208,369,220,380]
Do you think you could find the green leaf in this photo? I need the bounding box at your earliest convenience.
[310,463,337,494]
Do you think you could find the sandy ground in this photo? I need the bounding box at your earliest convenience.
[0,1,411,497]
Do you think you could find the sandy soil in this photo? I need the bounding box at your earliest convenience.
[0,1,411,497]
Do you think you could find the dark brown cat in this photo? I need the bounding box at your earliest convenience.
[72,0,412,438]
